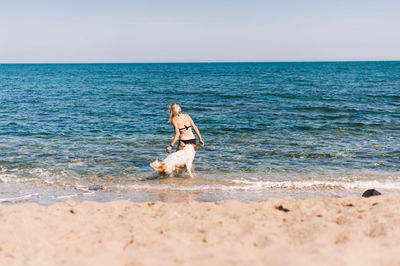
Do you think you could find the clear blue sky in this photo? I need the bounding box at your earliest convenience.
[1,0,399,63]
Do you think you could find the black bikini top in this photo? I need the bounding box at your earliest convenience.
[177,114,192,131]
[179,125,192,131]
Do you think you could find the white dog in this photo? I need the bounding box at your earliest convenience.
[150,144,198,178]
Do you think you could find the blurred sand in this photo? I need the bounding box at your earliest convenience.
[1,195,399,266]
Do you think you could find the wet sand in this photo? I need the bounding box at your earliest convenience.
[1,195,399,265]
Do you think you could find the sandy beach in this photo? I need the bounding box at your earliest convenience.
[0,194,399,266]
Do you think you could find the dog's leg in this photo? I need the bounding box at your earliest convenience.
[185,162,194,178]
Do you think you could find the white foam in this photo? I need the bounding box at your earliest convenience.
[111,179,400,192]
[0,193,39,203]
[56,194,78,199]
[231,179,400,190]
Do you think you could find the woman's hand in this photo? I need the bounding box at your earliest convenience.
[166,145,172,153]
[199,139,205,147]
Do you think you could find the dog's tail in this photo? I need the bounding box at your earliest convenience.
[150,160,166,173]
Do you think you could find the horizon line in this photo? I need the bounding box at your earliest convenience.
[1,59,400,65]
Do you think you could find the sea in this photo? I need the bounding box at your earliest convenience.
[0,62,399,204]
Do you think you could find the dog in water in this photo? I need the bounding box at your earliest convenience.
[150,144,198,178]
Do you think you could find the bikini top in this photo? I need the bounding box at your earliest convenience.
[179,124,192,131]
[177,114,192,131]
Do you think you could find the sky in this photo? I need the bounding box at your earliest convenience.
[0,0,399,63]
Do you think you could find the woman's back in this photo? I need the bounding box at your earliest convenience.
[174,114,195,140]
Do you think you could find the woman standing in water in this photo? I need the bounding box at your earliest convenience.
[166,103,204,153]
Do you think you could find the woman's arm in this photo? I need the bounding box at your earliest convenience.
[166,118,180,153]
[189,116,204,147]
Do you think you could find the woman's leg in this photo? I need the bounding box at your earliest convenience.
[176,141,185,151]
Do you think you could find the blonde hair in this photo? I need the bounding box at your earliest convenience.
[168,102,181,123]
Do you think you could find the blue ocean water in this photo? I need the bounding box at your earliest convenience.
[0,62,399,203]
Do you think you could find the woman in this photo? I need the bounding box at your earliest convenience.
[166,103,204,153]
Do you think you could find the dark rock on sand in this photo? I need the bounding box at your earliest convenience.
[362,189,382,198]
[275,205,290,212]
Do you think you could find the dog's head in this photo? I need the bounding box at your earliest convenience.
[150,160,166,173]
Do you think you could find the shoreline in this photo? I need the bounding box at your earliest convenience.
[2,177,400,205]
[1,194,399,265]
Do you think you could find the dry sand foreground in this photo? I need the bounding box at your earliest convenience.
[1,195,399,266]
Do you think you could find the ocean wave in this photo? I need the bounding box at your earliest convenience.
[0,193,39,203]
[108,179,400,192]
[230,179,400,190]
